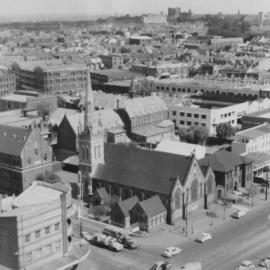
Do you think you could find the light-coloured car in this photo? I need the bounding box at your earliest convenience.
[81,231,92,241]
[231,210,247,219]
[195,232,212,243]
[161,246,182,258]
[148,261,172,270]
[258,257,270,268]
[235,260,256,270]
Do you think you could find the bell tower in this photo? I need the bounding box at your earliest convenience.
[78,70,104,198]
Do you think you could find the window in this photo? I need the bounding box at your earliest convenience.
[25,252,32,263]
[35,230,41,239]
[201,123,206,127]
[180,120,185,125]
[187,113,192,117]
[180,112,185,117]
[55,223,60,231]
[55,240,61,251]
[201,115,206,119]
[191,179,199,201]
[45,226,50,234]
[194,114,199,118]
[25,234,31,243]
[172,111,176,116]
[187,121,192,126]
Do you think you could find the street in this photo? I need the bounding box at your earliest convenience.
[78,200,270,270]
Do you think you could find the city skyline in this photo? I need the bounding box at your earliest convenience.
[0,0,269,18]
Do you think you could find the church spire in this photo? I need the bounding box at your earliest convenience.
[84,70,94,131]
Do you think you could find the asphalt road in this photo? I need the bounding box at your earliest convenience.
[79,201,270,270]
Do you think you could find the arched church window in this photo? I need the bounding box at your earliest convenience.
[191,179,199,202]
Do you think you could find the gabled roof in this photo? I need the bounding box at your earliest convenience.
[199,150,253,173]
[137,195,166,218]
[0,125,32,156]
[93,143,194,195]
[95,187,110,202]
[118,196,139,217]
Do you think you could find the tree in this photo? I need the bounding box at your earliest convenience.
[248,184,257,207]
[216,123,235,139]
[36,171,61,184]
[178,126,209,145]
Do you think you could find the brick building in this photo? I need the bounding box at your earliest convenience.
[199,150,254,200]
[0,125,53,195]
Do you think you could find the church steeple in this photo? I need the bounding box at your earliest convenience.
[84,70,94,131]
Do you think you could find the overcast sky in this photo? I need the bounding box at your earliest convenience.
[0,0,269,16]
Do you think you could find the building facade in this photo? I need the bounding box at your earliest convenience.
[232,123,270,155]
[12,61,89,95]
[0,71,16,97]
[0,125,53,195]
[0,181,73,270]
[199,150,254,199]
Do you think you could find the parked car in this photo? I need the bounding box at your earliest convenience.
[148,261,172,270]
[258,257,270,268]
[81,231,92,241]
[235,260,256,270]
[231,210,247,219]
[195,232,212,243]
[161,247,182,258]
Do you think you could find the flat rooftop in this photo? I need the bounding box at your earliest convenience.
[237,124,270,139]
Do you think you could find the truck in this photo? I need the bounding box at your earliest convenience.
[102,226,137,249]
[92,233,123,252]
[178,262,202,270]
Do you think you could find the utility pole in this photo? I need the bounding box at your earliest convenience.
[185,191,188,237]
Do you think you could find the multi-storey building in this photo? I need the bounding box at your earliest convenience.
[144,75,270,99]
[99,54,124,69]
[0,71,16,97]
[12,61,89,95]
[168,99,250,135]
[0,181,88,270]
[131,62,190,77]
[0,125,53,195]
[210,37,244,49]
[232,123,270,155]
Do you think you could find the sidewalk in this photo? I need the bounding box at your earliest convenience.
[136,191,270,249]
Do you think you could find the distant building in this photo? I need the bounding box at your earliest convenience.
[12,61,89,95]
[0,181,89,270]
[210,37,244,49]
[0,125,53,195]
[142,14,167,24]
[168,7,181,17]
[130,62,190,77]
[99,54,124,69]
[129,35,152,46]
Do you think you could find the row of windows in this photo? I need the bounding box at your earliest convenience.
[173,120,206,127]
[25,223,60,243]
[220,111,235,119]
[172,111,207,119]
[81,145,102,160]
[156,86,193,93]
[25,240,62,264]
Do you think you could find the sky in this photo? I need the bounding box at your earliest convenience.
[0,0,269,17]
